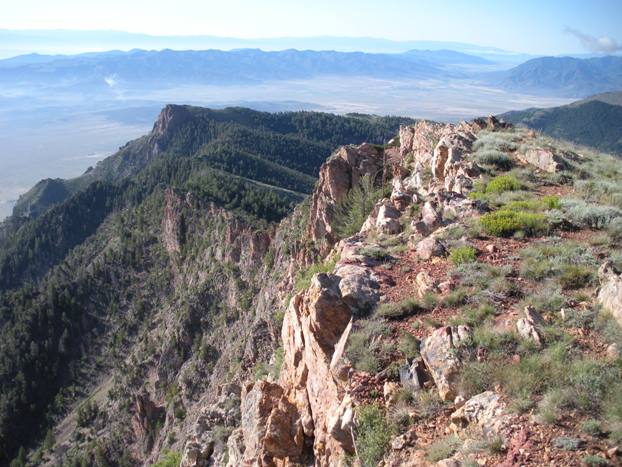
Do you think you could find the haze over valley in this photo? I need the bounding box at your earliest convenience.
[4,44,614,219]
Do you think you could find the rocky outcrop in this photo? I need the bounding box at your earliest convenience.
[235,270,363,466]
[333,263,380,315]
[399,121,447,164]
[307,143,385,254]
[450,391,512,437]
[432,132,479,194]
[375,200,403,234]
[278,273,355,465]
[517,147,567,173]
[598,261,622,328]
[516,306,544,346]
[416,236,446,261]
[239,380,305,465]
[420,326,472,401]
[162,188,187,255]
[131,392,165,451]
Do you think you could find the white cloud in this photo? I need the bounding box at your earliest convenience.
[104,74,119,87]
[565,27,622,53]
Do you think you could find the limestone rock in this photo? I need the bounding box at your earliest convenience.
[399,357,428,393]
[450,391,511,436]
[415,271,437,298]
[516,306,544,346]
[421,326,472,400]
[376,200,403,234]
[416,236,446,261]
[334,264,380,315]
[517,147,566,173]
[598,261,622,328]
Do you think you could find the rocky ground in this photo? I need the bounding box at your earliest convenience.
[192,117,622,466]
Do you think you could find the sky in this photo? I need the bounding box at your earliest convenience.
[1,0,621,55]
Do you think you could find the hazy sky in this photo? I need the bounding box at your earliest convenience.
[1,0,621,54]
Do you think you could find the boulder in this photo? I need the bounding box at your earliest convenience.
[399,357,428,393]
[420,326,472,400]
[516,306,544,346]
[334,264,380,314]
[416,236,446,261]
[376,201,403,234]
[415,271,437,297]
[517,147,566,173]
[598,261,622,328]
[421,200,442,228]
[450,391,511,436]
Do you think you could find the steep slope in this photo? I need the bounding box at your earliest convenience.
[0,106,413,465]
[185,117,622,467]
[4,107,622,467]
[500,94,622,155]
[498,55,622,97]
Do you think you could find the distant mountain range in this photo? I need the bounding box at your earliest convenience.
[0,48,486,91]
[2,47,620,98]
[500,91,622,154]
[0,29,534,63]
[498,56,622,97]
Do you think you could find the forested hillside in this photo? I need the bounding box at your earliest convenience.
[0,106,413,464]
[501,93,622,155]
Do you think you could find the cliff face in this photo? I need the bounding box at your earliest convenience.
[0,106,419,465]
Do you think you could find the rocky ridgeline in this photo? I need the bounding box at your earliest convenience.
[175,116,622,466]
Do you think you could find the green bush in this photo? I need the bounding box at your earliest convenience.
[295,256,338,291]
[581,419,603,437]
[582,455,609,466]
[425,435,462,462]
[346,319,390,373]
[415,390,447,419]
[152,451,182,467]
[476,150,515,171]
[480,209,548,237]
[332,175,389,239]
[375,296,429,319]
[449,245,477,265]
[558,264,593,289]
[355,404,394,467]
[485,175,522,194]
[561,198,622,229]
[504,195,561,212]
[607,217,622,242]
[398,331,420,359]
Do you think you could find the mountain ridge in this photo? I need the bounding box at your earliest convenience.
[500,91,622,154]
